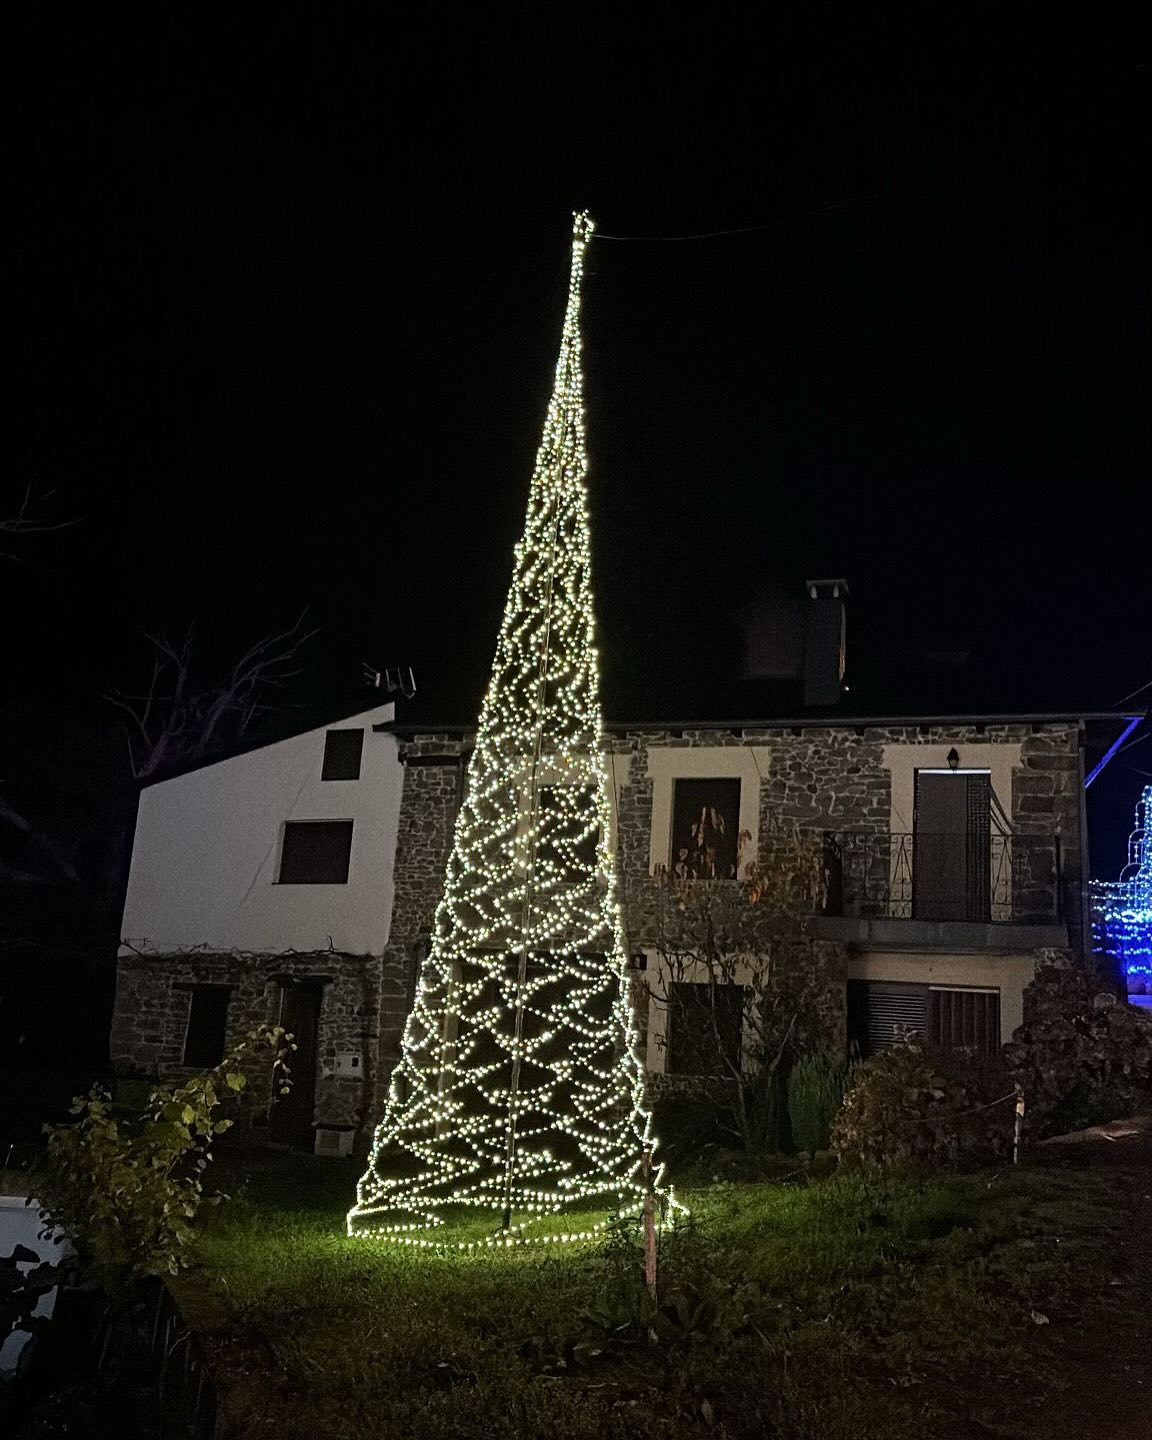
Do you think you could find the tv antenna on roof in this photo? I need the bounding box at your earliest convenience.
[362,663,416,700]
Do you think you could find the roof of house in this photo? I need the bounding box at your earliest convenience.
[380,711,1142,736]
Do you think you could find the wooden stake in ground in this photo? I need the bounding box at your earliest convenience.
[642,1149,657,1300]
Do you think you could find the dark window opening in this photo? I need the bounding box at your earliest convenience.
[268,982,322,1149]
[183,987,229,1067]
[667,981,744,1076]
[278,820,354,884]
[322,729,364,781]
[671,777,742,880]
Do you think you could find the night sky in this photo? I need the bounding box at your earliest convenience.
[7,15,1149,868]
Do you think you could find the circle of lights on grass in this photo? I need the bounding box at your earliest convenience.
[348,213,674,1249]
[1092,784,1152,995]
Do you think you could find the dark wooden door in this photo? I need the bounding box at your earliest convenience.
[269,981,322,1149]
[913,772,991,921]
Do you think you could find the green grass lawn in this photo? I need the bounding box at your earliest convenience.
[174,1150,1149,1440]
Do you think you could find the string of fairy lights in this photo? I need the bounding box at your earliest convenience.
[1092,784,1152,992]
[348,213,672,1245]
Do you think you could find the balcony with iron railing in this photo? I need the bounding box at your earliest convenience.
[821,830,1065,930]
[617,830,1070,954]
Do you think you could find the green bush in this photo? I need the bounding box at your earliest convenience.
[830,1042,1015,1168]
[786,1052,849,1153]
[34,1025,291,1285]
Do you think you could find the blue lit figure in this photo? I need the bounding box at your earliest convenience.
[1092,785,1152,1001]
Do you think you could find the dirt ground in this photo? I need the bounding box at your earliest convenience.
[1025,1118,1152,1440]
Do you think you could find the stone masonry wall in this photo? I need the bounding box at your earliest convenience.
[372,723,1085,1074]
[124,722,1069,1137]
[1015,726,1084,948]
[608,722,1083,956]
[607,727,891,904]
[374,737,469,1079]
[111,948,385,1136]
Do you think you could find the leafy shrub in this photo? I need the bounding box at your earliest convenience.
[831,1041,1015,1168]
[34,1025,291,1285]
[786,1052,849,1153]
[1005,966,1152,1137]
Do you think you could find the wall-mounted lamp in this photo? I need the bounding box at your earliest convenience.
[946,747,960,772]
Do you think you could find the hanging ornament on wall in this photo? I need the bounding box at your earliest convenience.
[349,213,672,1247]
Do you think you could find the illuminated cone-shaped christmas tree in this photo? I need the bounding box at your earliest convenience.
[349,213,662,1245]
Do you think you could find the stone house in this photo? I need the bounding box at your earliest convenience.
[388,715,1093,1095]
[110,685,1123,1152]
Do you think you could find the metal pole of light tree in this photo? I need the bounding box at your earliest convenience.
[500,414,566,1234]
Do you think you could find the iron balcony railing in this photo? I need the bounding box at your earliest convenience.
[823,831,1063,925]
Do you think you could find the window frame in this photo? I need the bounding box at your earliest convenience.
[928,984,1001,1056]
[847,979,1002,1059]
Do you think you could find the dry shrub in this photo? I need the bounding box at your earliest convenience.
[831,1041,1015,1168]
[1005,966,1152,1138]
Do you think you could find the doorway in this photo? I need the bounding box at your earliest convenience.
[268,980,322,1149]
[912,770,991,922]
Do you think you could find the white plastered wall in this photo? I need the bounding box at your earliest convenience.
[119,704,402,956]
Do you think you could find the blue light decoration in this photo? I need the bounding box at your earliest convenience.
[1091,785,1152,995]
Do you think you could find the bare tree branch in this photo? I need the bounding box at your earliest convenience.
[102,615,317,780]
[1,483,80,560]
[0,793,81,885]
[643,825,835,1150]
[1114,679,1152,707]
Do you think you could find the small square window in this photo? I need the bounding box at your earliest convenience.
[278,820,354,884]
[322,729,364,781]
[183,987,229,1067]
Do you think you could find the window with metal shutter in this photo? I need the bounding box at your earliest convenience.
[847,980,928,1057]
[928,986,1000,1055]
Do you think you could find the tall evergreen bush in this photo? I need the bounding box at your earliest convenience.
[787,1052,848,1153]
